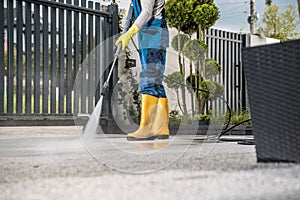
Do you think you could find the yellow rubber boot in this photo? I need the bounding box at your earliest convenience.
[153,98,170,139]
[127,94,158,141]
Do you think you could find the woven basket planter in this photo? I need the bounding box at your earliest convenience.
[242,39,300,163]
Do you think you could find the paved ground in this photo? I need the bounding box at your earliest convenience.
[0,126,300,200]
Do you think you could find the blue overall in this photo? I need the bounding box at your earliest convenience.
[132,0,169,98]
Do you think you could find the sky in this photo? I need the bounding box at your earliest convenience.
[116,0,299,33]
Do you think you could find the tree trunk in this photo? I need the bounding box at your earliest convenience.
[199,27,206,79]
[189,62,194,116]
[198,98,206,115]
[177,28,188,116]
[178,27,183,74]
[196,27,207,115]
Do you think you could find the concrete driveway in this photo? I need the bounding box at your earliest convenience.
[0,126,299,200]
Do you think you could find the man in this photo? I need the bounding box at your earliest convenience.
[115,0,169,141]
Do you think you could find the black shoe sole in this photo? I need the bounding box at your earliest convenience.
[127,135,169,141]
[127,136,157,141]
[157,135,169,140]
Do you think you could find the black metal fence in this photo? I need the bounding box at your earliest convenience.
[0,1,248,125]
[205,28,247,114]
[0,0,119,125]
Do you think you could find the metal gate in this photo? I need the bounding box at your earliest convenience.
[206,28,247,114]
[0,0,119,125]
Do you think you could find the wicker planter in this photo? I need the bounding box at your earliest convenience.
[242,39,300,163]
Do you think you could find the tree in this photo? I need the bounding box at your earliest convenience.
[257,4,300,41]
[165,0,191,115]
[165,0,221,116]
[193,2,219,41]
[165,0,190,53]
[165,0,219,70]
[266,0,300,18]
[180,1,219,115]
[168,0,219,40]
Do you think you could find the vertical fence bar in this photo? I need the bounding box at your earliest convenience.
[110,4,119,122]
[240,65,245,110]
[227,33,231,112]
[16,0,23,113]
[229,33,233,111]
[66,0,72,114]
[234,33,239,111]
[240,35,244,111]
[205,29,209,113]
[0,0,4,113]
[58,0,65,113]
[206,29,211,58]
[241,65,247,110]
[219,30,226,113]
[239,35,243,111]
[212,29,216,114]
[107,13,113,119]
[226,32,230,111]
[99,12,105,99]
[237,56,242,112]
[225,31,229,114]
[95,3,101,102]
[231,34,235,110]
[241,34,247,110]
[102,11,110,118]
[233,33,239,110]
[50,0,57,113]
[73,0,80,114]
[221,32,225,113]
[42,5,49,114]
[105,5,116,120]
[205,29,210,114]
[231,34,235,111]
[25,2,32,114]
[34,3,41,113]
[210,29,215,114]
[88,1,94,113]
[110,5,118,88]
[7,0,14,114]
[81,0,87,113]
[215,29,221,114]
[234,34,239,111]
[238,36,242,111]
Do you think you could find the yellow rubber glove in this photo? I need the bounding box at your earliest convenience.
[115,24,139,50]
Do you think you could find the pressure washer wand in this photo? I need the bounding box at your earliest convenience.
[100,3,133,96]
[101,44,122,96]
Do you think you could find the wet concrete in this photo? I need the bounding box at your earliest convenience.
[0,126,300,200]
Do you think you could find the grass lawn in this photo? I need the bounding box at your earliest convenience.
[2,93,94,114]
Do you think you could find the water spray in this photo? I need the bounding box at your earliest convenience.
[82,44,121,136]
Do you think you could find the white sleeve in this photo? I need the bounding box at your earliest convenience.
[133,0,155,29]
